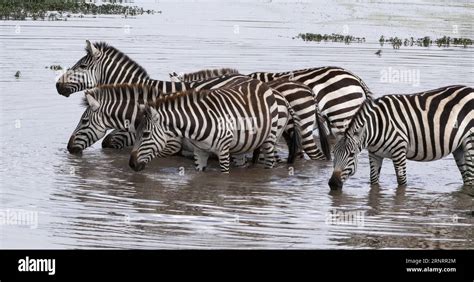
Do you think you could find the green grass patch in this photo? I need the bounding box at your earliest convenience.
[0,0,158,20]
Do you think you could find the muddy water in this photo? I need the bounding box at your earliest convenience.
[0,0,473,249]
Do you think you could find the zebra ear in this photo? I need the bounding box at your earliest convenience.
[86,94,100,111]
[169,72,180,82]
[149,107,160,123]
[85,40,100,57]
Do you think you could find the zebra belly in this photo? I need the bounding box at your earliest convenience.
[228,128,267,154]
[369,139,461,162]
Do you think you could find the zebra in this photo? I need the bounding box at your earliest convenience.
[169,68,331,161]
[129,79,279,173]
[248,67,373,137]
[56,40,253,149]
[328,85,474,190]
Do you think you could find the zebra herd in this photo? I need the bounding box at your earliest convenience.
[56,40,474,190]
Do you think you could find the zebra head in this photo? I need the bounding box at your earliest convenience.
[328,131,363,190]
[56,40,149,97]
[67,93,107,154]
[129,106,170,171]
[56,40,102,97]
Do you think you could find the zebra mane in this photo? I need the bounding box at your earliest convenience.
[88,41,150,79]
[344,98,374,137]
[180,68,240,82]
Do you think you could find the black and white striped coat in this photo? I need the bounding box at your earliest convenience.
[248,67,373,136]
[126,80,279,172]
[328,85,474,189]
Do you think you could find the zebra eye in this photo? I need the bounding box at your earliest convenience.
[81,118,89,125]
[142,131,151,138]
[79,64,88,69]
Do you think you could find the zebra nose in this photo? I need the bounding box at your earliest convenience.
[67,135,82,154]
[328,172,343,190]
[56,82,71,97]
[129,151,145,172]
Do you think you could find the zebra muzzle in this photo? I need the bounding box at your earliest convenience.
[328,171,343,190]
[67,135,83,154]
[129,151,146,172]
[56,82,72,97]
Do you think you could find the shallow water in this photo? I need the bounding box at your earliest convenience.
[0,0,473,249]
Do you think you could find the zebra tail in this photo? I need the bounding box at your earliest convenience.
[316,107,331,161]
[286,103,302,164]
[343,68,374,100]
[287,128,300,164]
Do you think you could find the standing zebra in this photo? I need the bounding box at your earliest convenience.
[169,69,331,161]
[56,41,252,149]
[248,67,373,136]
[129,79,279,173]
[328,85,473,190]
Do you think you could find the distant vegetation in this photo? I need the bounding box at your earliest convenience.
[379,35,473,48]
[0,0,159,20]
[294,32,472,48]
[295,33,366,44]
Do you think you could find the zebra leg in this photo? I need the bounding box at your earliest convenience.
[232,154,248,167]
[256,150,283,164]
[455,133,474,186]
[218,148,231,173]
[274,153,283,163]
[102,130,135,149]
[180,139,195,159]
[392,153,408,186]
[193,149,210,171]
[158,138,183,157]
[369,153,383,185]
[453,147,468,182]
[260,141,276,169]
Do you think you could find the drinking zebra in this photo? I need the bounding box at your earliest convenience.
[129,79,279,173]
[56,41,252,149]
[248,67,373,136]
[169,69,331,161]
[328,85,473,190]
